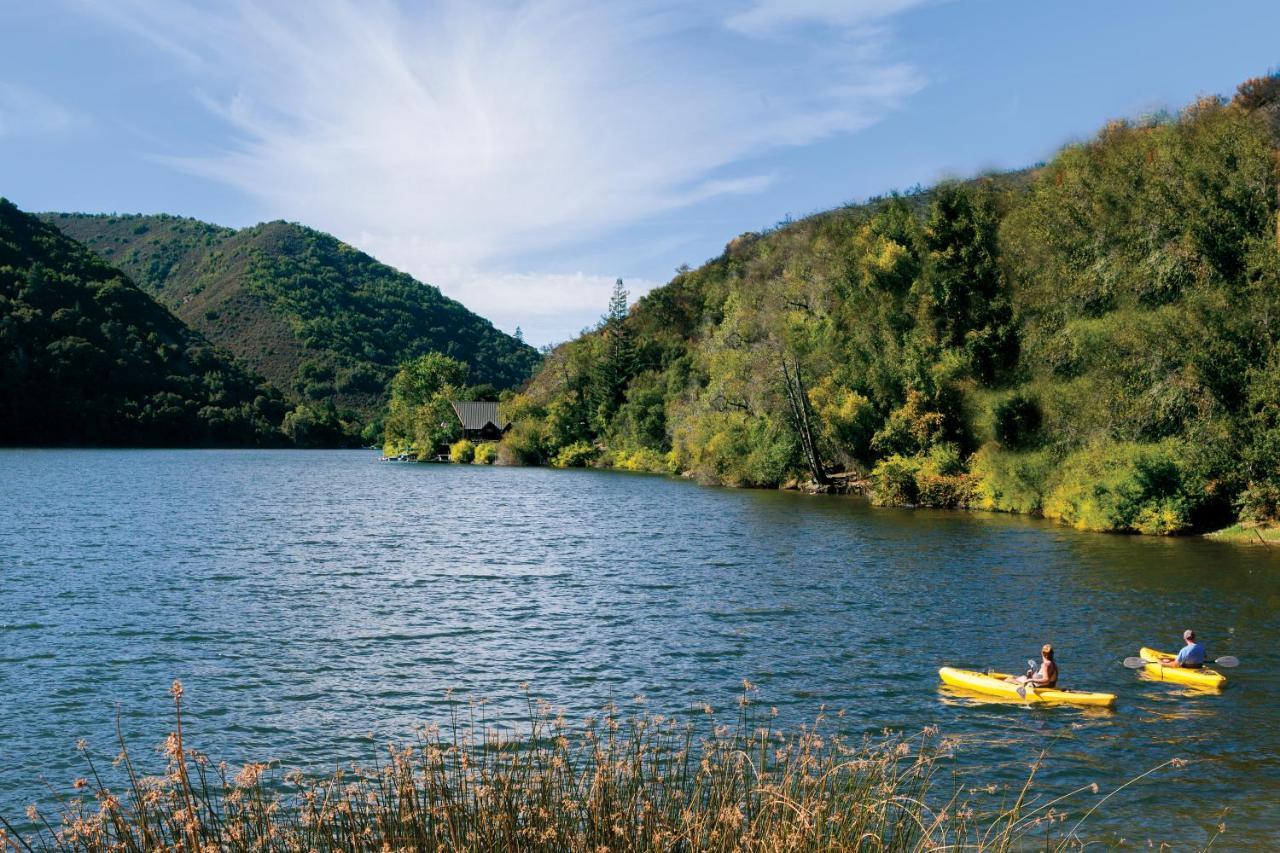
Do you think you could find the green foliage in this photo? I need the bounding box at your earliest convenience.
[590,278,639,430]
[449,439,476,464]
[551,440,597,468]
[1042,441,1201,534]
[991,392,1042,448]
[868,445,977,509]
[808,376,877,462]
[969,445,1057,515]
[871,390,948,457]
[609,446,676,474]
[868,455,921,505]
[503,81,1280,533]
[382,353,469,458]
[671,409,800,488]
[281,404,358,447]
[389,352,469,409]
[496,393,552,465]
[0,200,287,446]
[43,213,540,435]
[609,371,668,451]
[918,185,1017,382]
[473,441,497,465]
[498,419,550,466]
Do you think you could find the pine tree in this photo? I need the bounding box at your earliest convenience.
[606,277,628,325]
[591,278,637,430]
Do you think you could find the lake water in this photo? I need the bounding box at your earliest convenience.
[1,450,1277,846]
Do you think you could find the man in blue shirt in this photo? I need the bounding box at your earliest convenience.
[1163,629,1206,669]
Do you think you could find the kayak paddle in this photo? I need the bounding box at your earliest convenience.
[1016,659,1038,699]
[1123,655,1239,669]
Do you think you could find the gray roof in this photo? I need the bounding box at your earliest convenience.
[451,401,507,431]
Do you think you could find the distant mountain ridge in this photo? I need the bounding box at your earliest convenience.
[42,213,540,426]
[0,199,288,446]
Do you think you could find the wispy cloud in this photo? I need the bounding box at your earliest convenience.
[724,0,933,36]
[409,266,662,347]
[0,83,82,139]
[78,0,927,343]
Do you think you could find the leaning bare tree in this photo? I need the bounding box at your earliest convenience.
[778,350,829,486]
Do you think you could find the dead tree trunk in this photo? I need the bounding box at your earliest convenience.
[780,354,829,485]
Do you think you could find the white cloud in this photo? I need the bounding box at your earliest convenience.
[80,0,927,343]
[0,83,81,139]
[724,0,933,36]
[355,231,660,344]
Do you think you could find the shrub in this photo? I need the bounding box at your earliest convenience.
[870,446,976,509]
[919,442,965,477]
[970,445,1058,515]
[870,390,946,457]
[1042,440,1200,534]
[551,440,597,468]
[808,377,877,459]
[449,439,475,464]
[1238,481,1280,522]
[992,392,1042,448]
[915,471,978,508]
[499,420,549,465]
[678,411,799,487]
[868,454,921,505]
[473,442,497,464]
[612,446,675,474]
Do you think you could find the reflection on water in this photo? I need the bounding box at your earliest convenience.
[0,450,1276,846]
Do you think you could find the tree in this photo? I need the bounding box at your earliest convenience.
[382,352,468,455]
[1233,72,1280,113]
[388,352,467,409]
[918,186,1017,382]
[592,278,638,428]
[779,351,828,485]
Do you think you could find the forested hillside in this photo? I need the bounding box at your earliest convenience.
[0,199,288,446]
[500,75,1280,535]
[43,213,540,435]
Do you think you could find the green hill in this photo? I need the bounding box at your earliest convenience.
[41,213,540,429]
[0,199,288,446]
[500,75,1280,535]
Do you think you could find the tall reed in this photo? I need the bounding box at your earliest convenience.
[1,682,1166,851]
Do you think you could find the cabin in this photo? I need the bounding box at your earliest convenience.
[451,401,509,441]
[432,401,510,459]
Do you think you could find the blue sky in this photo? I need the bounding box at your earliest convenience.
[2,1,1277,345]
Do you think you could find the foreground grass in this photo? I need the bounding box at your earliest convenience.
[2,683,1193,852]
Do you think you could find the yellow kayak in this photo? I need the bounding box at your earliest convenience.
[938,667,1117,707]
[1138,648,1226,690]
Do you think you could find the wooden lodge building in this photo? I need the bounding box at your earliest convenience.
[452,401,509,441]
[432,401,509,459]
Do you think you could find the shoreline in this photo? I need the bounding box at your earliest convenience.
[549,458,1279,545]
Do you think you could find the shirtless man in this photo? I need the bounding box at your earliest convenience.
[1008,643,1058,688]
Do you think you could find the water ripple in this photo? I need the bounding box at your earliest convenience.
[0,449,1277,846]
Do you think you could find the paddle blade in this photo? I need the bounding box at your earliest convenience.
[1016,684,1026,699]
[1123,656,1150,668]
[1214,656,1240,668]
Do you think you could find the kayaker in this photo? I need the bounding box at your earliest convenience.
[1160,630,1206,669]
[1008,644,1057,688]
